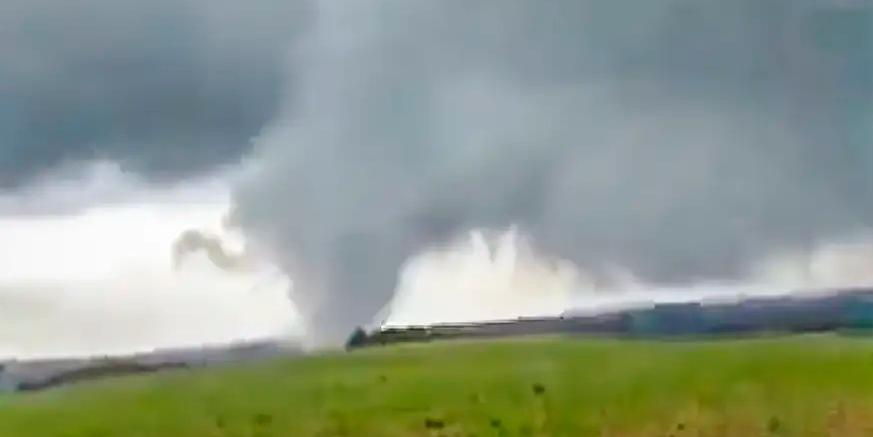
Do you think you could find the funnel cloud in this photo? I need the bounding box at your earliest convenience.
[231,0,873,343]
[173,230,247,272]
[1,0,871,349]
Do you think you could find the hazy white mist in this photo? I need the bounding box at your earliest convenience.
[0,165,300,359]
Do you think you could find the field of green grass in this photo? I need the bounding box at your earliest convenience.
[3,335,873,436]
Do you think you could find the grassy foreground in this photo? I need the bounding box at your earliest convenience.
[3,336,873,436]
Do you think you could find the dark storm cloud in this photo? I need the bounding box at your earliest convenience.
[233,0,873,342]
[0,0,310,188]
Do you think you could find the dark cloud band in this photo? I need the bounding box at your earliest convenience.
[0,0,310,188]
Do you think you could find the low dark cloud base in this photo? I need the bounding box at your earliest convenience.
[0,0,311,188]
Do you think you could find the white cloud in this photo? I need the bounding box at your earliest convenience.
[0,167,300,360]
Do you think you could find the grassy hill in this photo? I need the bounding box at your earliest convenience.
[2,335,873,436]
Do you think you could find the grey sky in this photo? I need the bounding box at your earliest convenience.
[0,0,309,188]
[2,0,872,343]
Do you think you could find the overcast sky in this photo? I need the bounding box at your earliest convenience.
[0,0,308,357]
[2,0,872,353]
[0,0,309,190]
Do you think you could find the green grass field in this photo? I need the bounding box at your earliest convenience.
[3,335,873,436]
